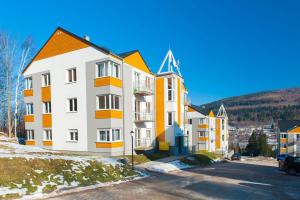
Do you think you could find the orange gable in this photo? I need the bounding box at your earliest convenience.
[288,126,300,134]
[188,106,197,112]
[33,29,89,62]
[123,51,151,74]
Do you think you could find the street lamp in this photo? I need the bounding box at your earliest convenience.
[130,130,135,170]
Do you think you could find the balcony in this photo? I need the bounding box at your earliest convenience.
[135,138,152,150]
[133,80,154,96]
[134,112,153,122]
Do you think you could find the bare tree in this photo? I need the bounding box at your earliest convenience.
[0,33,34,138]
[14,38,33,137]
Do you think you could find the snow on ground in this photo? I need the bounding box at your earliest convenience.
[0,141,53,153]
[146,160,191,173]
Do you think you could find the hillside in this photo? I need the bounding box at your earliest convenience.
[194,88,300,127]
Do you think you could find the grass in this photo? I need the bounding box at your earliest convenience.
[0,157,137,199]
[118,152,171,165]
[180,151,217,166]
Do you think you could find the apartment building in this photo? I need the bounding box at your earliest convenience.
[186,105,229,155]
[23,27,188,156]
[278,120,300,156]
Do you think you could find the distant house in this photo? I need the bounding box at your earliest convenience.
[278,120,300,156]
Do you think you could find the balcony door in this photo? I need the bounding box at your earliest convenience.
[134,72,140,89]
[135,100,141,120]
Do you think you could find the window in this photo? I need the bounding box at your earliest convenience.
[281,134,287,139]
[222,119,225,130]
[135,128,141,146]
[42,73,51,87]
[168,112,175,126]
[146,102,151,113]
[199,118,206,124]
[199,131,206,137]
[145,76,151,89]
[26,130,34,140]
[297,134,300,141]
[43,102,51,114]
[26,103,34,115]
[188,119,192,124]
[68,129,78,142]
[97,94,120,110]
[97,129,121,142]
[66,68,77,83]
[44,129,52,141]
[96,61,120,78]
[167,77,175,101]
[68,98,78,112]
[25,77,32,90]
[222,135,225,141]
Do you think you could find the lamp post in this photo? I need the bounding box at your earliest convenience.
[130,130,135,170]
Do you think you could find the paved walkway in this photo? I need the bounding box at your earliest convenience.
[46,157,300,200]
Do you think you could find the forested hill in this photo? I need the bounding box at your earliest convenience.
[193,88,300,127]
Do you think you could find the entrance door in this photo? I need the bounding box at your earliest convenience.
[176,136,183,154]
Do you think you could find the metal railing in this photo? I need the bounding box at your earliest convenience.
[134,112,153,122]
[135,138,152,148]
[133,80,154,95]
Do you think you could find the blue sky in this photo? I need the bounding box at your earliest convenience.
[1,0,300,104]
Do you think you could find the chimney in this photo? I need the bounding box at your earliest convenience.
[83,35,90,41]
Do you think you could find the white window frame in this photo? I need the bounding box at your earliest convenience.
[97,128,121,142]
[167,77,175,101]
[67,98,78,112]
[96,94,120,110]
[96,60,120,79]
[44,129,52,141]
[26,130,34,140]
[68,129,78,142]
[167,111,175,126]
[25,77,32,90]
[43,102,51,114]
[42,73,51,87]
[66,68,77,83]
[26,103,34,115]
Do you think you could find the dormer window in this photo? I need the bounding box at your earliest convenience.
[96,61,120,79]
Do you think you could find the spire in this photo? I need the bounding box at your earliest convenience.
[217,104,227,118]
[209,110,215,117]
[157,49,182,76]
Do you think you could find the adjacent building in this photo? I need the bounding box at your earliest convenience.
[186,105,229,155]
[278,120,300,156]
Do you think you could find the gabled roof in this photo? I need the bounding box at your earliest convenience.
[278,120,300,132]
[187,105,206,115]
[118,50,153,74]
[23,27,122,74]
[209,110,215,117]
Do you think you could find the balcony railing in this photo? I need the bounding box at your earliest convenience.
[135,112,153,122]
[133,80,154,95]
[135,138,152,149]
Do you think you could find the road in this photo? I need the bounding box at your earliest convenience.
[47,157,300,200]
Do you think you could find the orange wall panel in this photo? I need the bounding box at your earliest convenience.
[24,115,34,122]
[198,124,208,129]
[96,142,123,148]
[177,78,181,127]
[123,52,151,74]
[95,110,123,119]
[43,141,53,146]
[198,137,208,142]
[94,77,122,88]
[216,118,221,149]
[43,114,52,128]
[26,141,35,145]
[24,89,33,97]
[41,86,51,101]
[156,78,165,142]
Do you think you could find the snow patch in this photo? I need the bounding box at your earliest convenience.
[146,160,191,173]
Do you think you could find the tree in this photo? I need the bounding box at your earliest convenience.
[0,33,33,138]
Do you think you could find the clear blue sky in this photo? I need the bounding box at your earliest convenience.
[1,0,300,104]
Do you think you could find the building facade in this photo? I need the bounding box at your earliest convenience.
[23,27,195,156]
[278,120,300,156]
[186,105,229,155]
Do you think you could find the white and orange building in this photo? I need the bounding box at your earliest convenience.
[23,27,228,156]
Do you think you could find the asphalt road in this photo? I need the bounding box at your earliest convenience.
[47,157,300,200]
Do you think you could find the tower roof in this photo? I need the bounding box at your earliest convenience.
[157,49,182,76]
